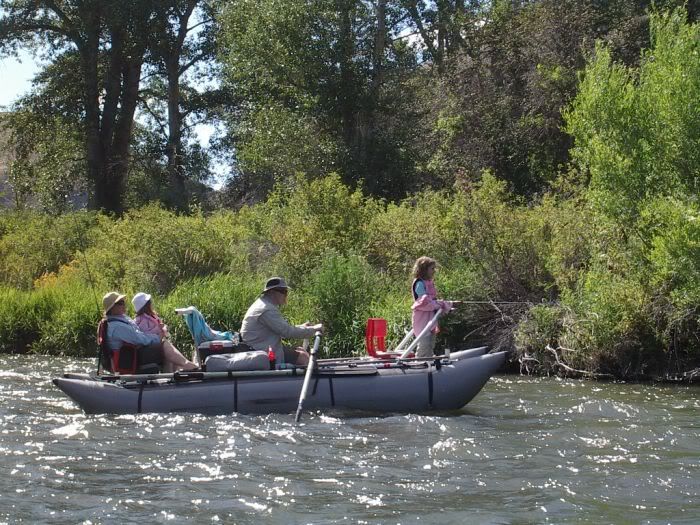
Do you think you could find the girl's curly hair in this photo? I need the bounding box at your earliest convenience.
[412,256,437,280]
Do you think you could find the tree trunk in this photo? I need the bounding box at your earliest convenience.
[105,56,144,215]
[451,0,466,52]
[338,0,355,148]
[165,53,187,209]
[357,0,387,172]
[371,0,386,95]
[437,0,448,69]
[79,4,107,211]
[404,0,441,67]
[163,1,199,211]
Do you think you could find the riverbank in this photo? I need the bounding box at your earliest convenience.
[2,175,700,380]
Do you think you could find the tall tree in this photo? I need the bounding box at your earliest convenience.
[399,0,474,69]
[218,0,421,200]
[1,52,86,213]
[413,0,666,195]
[143,0,222,210]
[0,0,156,213]
[0,0,224,213]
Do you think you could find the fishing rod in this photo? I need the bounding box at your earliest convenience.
[77,225,104,375]
[452,300,534,305]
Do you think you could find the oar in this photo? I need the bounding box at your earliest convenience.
[398,310,443,359]
[90,368,302,382]
[295,331,322,423]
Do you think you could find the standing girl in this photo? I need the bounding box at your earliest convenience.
[411,257,453,358]
[132,292,198,372]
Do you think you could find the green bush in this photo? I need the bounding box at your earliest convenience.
[0,287,47,352]
[0,278,100,356]
[558,270,664,377]
[245,174,380,282]
[161,272,264,356]
[296,251,387,357]
[31,280,103,358]
[647,198,700,309]
[365,191,462,276]
[0,211,97,289]
[67,204,235,295]
[565,7,700,225]
[514,304,567,374]
[538,175,597,295]
[456,174,555,301]
[643,197,700,360]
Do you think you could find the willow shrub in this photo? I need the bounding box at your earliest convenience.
[565,8,700,225]
[644,197,700,360]
[554,7,700,374]
[514,268,666,379]
[365,190,464,276]
[0,211,97,289]
[0,287,53,352]
[244,174,381,283]
[31,279,103,358]
[65,204,237,295]
[567,270,664,377]
[514,304,566,373]
[294,251,388,357]
[0,276,100,356]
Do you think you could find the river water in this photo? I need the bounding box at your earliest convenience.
[0,354,698,524]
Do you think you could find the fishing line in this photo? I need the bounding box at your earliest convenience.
[456,301,533,305]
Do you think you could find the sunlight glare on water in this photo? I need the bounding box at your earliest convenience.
[0,355,698,524]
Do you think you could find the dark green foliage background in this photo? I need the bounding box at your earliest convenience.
[1,4,699,379]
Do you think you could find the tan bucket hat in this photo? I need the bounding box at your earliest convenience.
[102,291,126,314]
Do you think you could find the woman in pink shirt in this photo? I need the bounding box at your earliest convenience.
[132,292,197,372]
[411,257,454,358]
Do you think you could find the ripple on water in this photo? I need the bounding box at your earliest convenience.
[1,354,699,523]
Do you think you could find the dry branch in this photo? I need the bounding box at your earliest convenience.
[545,344,614,379]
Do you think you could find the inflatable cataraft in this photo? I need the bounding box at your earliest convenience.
[53,310,506,416]
[53,347,505,415]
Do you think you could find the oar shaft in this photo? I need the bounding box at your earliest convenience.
[295,331,322,423]
[392,328,415,354]
[97,368,299,382]
[399,310,442,359]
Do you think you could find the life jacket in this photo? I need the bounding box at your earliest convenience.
[412,278,438,301]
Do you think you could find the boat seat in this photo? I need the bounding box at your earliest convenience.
[365,318,403,359]
[108,345,161,375]
[111,344,138,374]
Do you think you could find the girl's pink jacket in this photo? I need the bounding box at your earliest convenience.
[411,279,452,336]
[134,312,166,337]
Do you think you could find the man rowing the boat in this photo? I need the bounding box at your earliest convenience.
[240,277,322,367]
